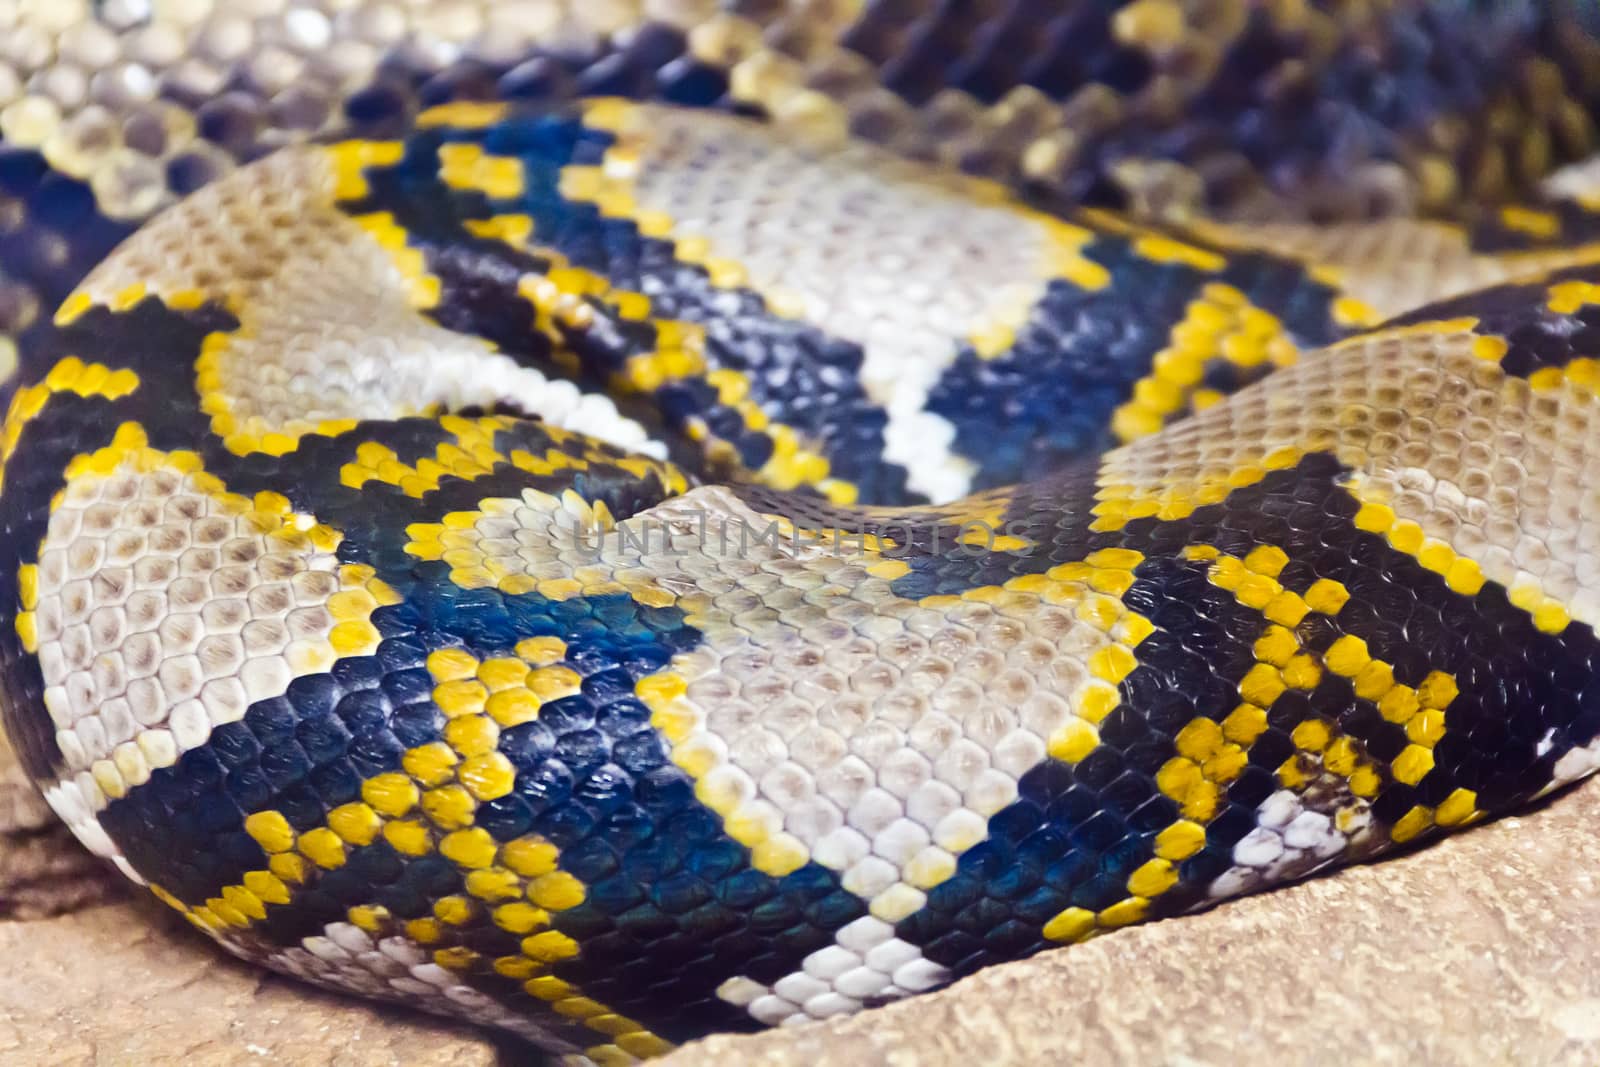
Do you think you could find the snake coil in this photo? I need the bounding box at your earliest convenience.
[3,3,1600,1063]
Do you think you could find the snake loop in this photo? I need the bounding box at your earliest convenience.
[4,5,1600,1063]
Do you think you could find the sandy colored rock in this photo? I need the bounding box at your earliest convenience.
[666,779,1600,1067]
[0,900,506,1066]
[0,898,508,1065]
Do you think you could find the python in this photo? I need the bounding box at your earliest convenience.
[1,6,1599,1066]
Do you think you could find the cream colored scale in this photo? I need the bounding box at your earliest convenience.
[405,292,1600,1028]
[64,144,668,461]
[581,103,1114,504]
[19,439,396,881]
[27,137,683,884]
[1183,216,1600,320]
[1095,316,1600,632]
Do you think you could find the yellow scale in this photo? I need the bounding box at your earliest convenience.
[151,640,674,1065]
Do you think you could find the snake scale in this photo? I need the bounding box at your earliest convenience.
[5,1,1600,1062]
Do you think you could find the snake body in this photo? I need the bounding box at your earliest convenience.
[5,3,1600,1063]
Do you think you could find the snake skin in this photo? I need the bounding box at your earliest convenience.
[5,3,1600,1064]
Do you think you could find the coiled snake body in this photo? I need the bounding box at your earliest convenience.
[5,4,1600,1062]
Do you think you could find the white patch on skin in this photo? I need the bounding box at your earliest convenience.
[615,106,1106,503]
[43,778,124,866]
[1206,789,1368,903]
[439,483,1143,916]
[1256,789,1300,830]
[1232,826,1285,868]
[1207,865,1260,901]
[1536,728,1558,758]
[1283,810,1343,858]
[254,922,591,1055]
[717,915,946,1027]
[1547,736,1600,796]
[24,454,398,822]
[74,144,666,461]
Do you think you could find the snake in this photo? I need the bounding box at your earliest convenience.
[4,2,1600,1063]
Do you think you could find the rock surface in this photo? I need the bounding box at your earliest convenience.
[0,904,507,1066]
[3,725,1599,1066]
